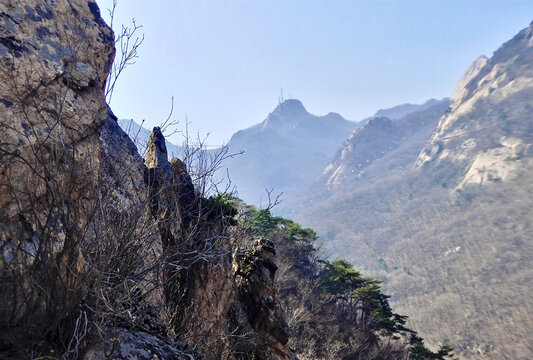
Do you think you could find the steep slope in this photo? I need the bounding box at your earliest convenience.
[320,99,450,188]
[416,24,533,188]
[450,56,488,103]
[221,99,359,206]
[295,22,533,360]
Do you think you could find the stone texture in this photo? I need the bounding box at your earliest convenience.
[0,0,119,328]
[233,238,291,359]
[416,22,533,189]
[84,328,199,360]
[0,0,116,244]
[0,1,295,359]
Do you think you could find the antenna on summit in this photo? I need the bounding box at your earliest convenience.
[278,88,284,104]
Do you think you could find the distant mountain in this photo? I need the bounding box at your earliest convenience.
[220,99,359,206]
[117,103,359,209]
[293,22,533,360]
[320,99,450,187]
[372,98,444,120]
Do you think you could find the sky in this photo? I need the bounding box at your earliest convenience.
[96,0,533,146]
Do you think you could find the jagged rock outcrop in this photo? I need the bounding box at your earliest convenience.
[0,0,113,319]
[142,126,292,360]
[144,126,195,248]
[233,238,290,358]
[118,118,183,158]
[416,23,533,188]
[0,0,115,239]
[0,1,295,359]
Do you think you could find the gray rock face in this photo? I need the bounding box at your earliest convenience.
[417,22,533,188]
[0,0,117,327]
[144,126,196,248]
[145,127,172,173]
[233,238,290,351]
[0,2,295,359]
[84,328,198,360]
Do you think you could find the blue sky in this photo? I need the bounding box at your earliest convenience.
[96,0,533,146]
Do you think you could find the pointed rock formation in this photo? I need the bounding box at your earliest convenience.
[416,22,533,189]
[450,55,488,103]
[0,2,295,359]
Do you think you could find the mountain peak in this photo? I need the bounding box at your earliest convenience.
[271,99,309,117]
[450,55,488,103]
[262,99,310,130]
[365,116,393,128]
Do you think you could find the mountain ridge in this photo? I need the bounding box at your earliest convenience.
[213,99,360,206]
[293,21,533,360]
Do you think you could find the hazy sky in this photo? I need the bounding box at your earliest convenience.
[96,0,533,146]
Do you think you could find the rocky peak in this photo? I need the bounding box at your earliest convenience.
[271,98,308,118]
[365,116,394,129]
[145,126,171,172]
[262,99,309,129]
[220,97,357,208]
[416,21,533,189]
[450,55,488,103]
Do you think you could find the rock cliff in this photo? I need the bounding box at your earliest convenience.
[0,1,292,359]
[417,23,533,188]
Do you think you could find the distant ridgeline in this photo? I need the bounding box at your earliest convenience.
[118,98,448,213]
